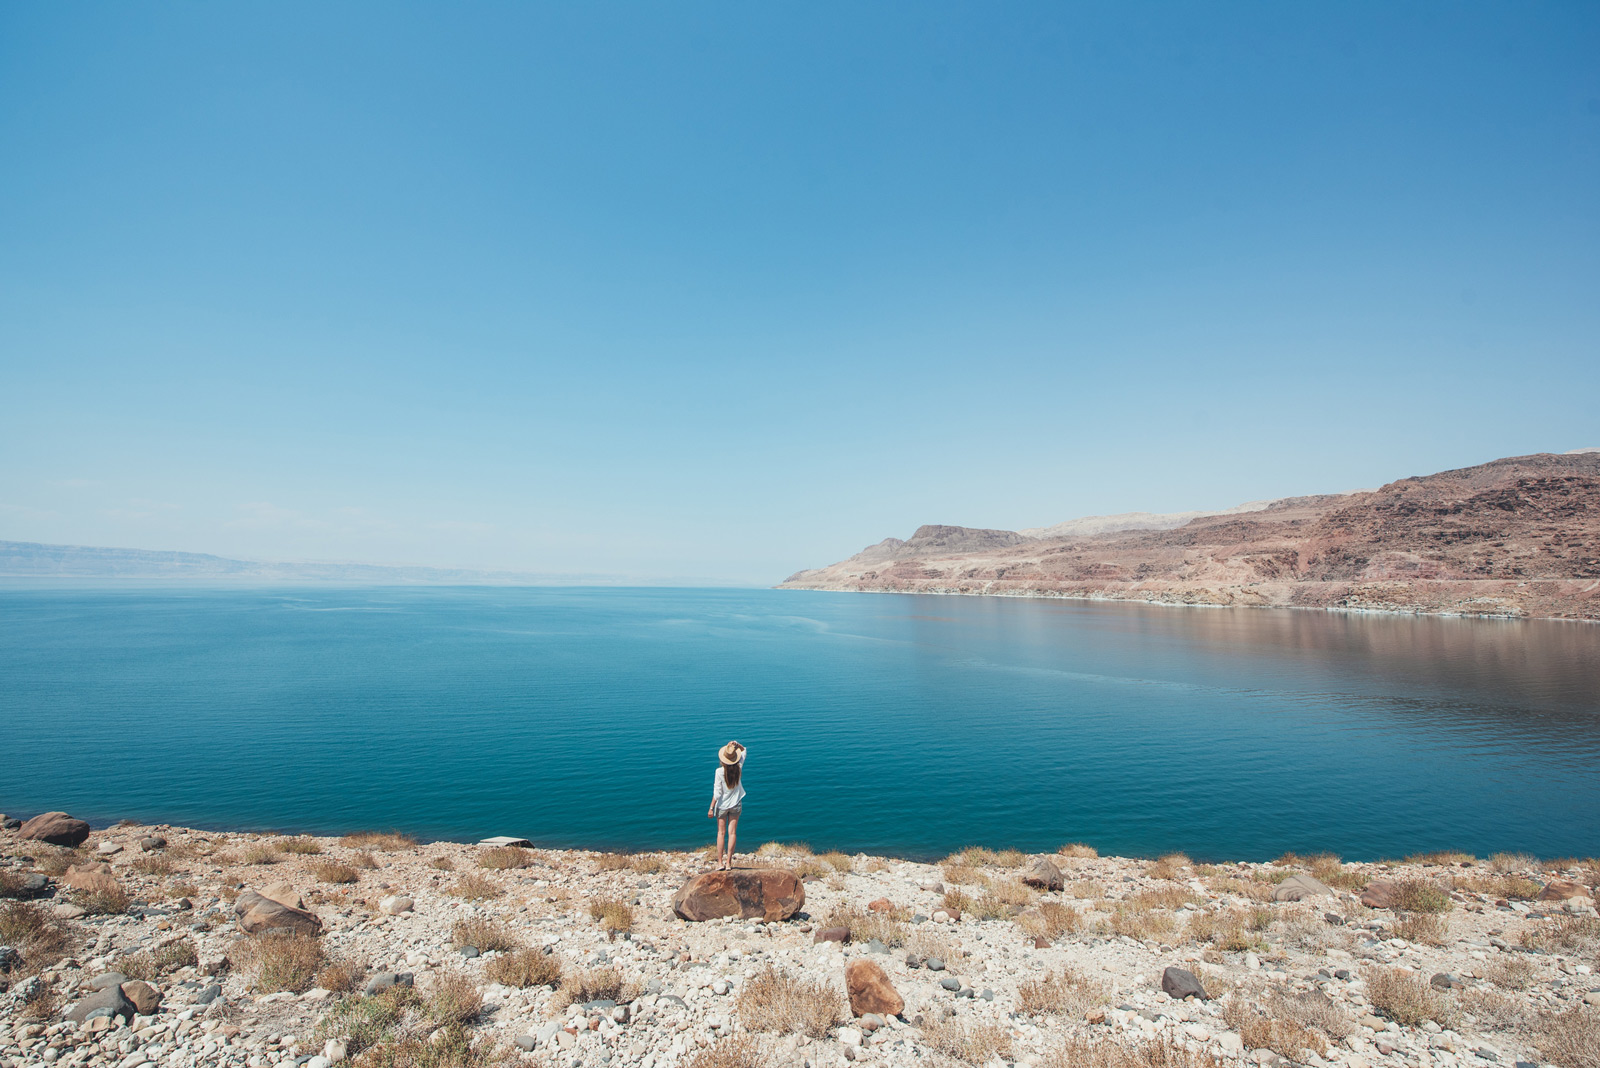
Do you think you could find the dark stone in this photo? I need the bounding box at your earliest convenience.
[980,988,994,1001]
[925,956,945,972]
[1431,973,1462,991]
[88,971,128,991]
[1324,913,1346,925]
[1161,966,1208,1000]
[17,812,91,848]
[364,972,401,996]
[194,983,222,1005]
[1,874,51,900]
[458,946,480,958]
[940,976,961,991]
[1,818,21,830]
[67,985,135,1023]
[139,837,167,852]
[865,938,888,954]
[0,946,18,972]
[1021,857,1065,892]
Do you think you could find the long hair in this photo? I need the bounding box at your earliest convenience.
[721,759,741,791]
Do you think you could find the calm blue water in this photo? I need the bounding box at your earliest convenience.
[1,585,1596,861]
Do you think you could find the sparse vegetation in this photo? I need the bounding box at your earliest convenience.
[1220,994,1333,1059]
[341,831,417,851]
[241,843,279,865]
[1106,904,1176,942]
[1043,1035,1225,1068]
[1364,965,1451,1026]
[234,931,325,993]
[452,917,519,952]
[824,904,907,946]
[352,851,380,869]
[0,901,75,972]
[1489,851,1538,873]
[1187,908,1268,952]
[1069,879,1104,899]
[72,882,132,915]
[131,853,174,876]
[552,965,639,1011]
[922,1014,1014,1064]
[589,896,634,935]
[1017,901,1081,942]
[1535,1006,1600,1068]
[685,1035,766,1068]
[485,948,562,988]
[480,846,536,870]
[1521,914,1600,953]
[447,873,502,900]
[115,939,198,979]
[1058,843,1098,859]
[311,860,360,884]
[277,837,323,855]
[1393,911,1448,945]
[1483,955,1536,990]
[315,959,364,993]
[734,965,845,1036]
[1392,878,1453,913]
[431,856,455,871]
[1146,853,1192,880]
[1018,967,1104,1015]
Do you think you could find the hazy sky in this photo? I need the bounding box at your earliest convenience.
[2,4,1597,583]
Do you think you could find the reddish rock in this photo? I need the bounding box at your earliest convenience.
[120,980,162,1015]
[18,812,91,847]
[1022,857,1064,891]
[845,959,904,1017]
[1536,880,1592,902]
[867,898,893,913]
[63,864,120,896]
[234,889,322,935]
[671,869,805,922]
[814,926,851,943]
[259,883,306,910]
[1033,936,1051,949]
[1360,881,1399,909]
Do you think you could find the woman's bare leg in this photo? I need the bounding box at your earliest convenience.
[716,816,728,869]
[725,816,739,869]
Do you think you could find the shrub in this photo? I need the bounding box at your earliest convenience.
[1186,908,1267,952]
[315,986,419,1055]
[116,939,198,979]
[447,873,502,900]
[1393,912,1448,946]
[485,948,562,988]
[1133,886,1198,911]
[1107,905,1176,942]
[1521,915,1600,953]
[1058,843,1098,859]
[685,1036,766,1068]
[1070,879,1104,899]
[235,931,325,993]
[1220,995,1328,1059]
[311,861,360,884]
[426,971,483,1026]
[131,854,173,876]
[480,846,535,870]
[451,918,519,953]
[316,959,363,993]
[734,966,844,1036]
[628,853,665,874]
[786,855,832,879]
[431,856,455,871]
[818,852,852,872]
[1534,1006,1600,1068]
[354,1026,505,1068]
[1018,968,1104,1015]
[1308,854,1368,891]
[340,831,416,851]
[73,883,132,916]
[1483,956,1535,990]
[1391,879,1454,913]
[589,896,634,935]
[19,979,61,1020]
[824,904,906,946]
[277,837,323,855]
[1043,1035,1224,1068]
[351,852,380,870]
[975,879,1036,919]
[1363,965,1450,1026]
[942,864,985,886]
[1489,852,1537,873]
[1456,987,1528,1031]
[992,849,1026,868]
[942,889,974,915]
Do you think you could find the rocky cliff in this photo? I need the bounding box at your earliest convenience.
[781,452,1600,621]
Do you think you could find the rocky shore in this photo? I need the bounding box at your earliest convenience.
[2,813,1596,1068]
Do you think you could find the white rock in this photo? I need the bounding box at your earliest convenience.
[838,1028,863,1048]
[306,1057,332,1068]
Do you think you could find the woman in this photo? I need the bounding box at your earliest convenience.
[707,740,746,871]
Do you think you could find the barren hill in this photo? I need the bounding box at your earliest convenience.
[781,452,1600,620]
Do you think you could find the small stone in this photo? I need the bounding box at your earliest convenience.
[925,956,945,971]
[1021,857,1065,891]
[866,938,888,954]
[846,959,904,1016]
[457,946,480,958]
[814,926,850,944]
[838,1027,863,1048]
[515,1036,536,1052]
[96,841,123,855]
[67,985,135,1023]
[194,983,223,1005]
[120,980,162,1015]
[867,898,893,913]
[1161,966,1208,1000]
[379,895,413,915]
[90,971,129,990]
[940,976,961,991]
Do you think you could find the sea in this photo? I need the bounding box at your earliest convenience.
[1,585,1596,862]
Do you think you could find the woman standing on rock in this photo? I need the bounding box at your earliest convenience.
[708,740,746,870]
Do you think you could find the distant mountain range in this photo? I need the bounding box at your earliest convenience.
[0,541,616,585]
[781,450,1600,621]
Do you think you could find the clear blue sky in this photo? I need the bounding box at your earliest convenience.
[2,3,1597,583]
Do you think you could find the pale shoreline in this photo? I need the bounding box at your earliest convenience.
[2,816,1596,1068]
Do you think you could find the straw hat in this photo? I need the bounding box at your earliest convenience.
[719,741,745,765]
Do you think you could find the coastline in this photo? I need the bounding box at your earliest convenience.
[3,816,1596,1068]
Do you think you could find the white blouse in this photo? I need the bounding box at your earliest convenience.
[711,756,746,814]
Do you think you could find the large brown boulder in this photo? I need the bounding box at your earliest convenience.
[234,889,322,935]
[120,980,163,1015]
[18,812,91,847]
[1021,857,1064,891]
[846,959,904,1017]
[1273,874,1335,902]
[1536,880,1592,902]
[671,869,805,922]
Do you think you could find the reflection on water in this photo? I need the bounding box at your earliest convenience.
[0,586,1595,860]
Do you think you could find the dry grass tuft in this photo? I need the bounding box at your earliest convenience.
[1535,1006,1600,1068]
[312,860,360,884]
[552,965,640,1011]
[1220,995,1331,1059]
[942,888,975,915]
[1146,853,1192,880]
[1489,851,1538,873]
[357,1025,502,1068]
[589,896,634,935]
[1017,901,1081,942]
[241,843,279,865]
[824,904,906,946]
[1133,886,1199,911]
[1107,904,1176,942]
[131,854,173,876]
[0,901,75,973]
[479,846,535,870]
[1393,911,1448,945]
[1482,955,1536,990]
[340,831,417,851]
[447,873,502,900]
[1058,843,1099,859]
[1522,915,1600,953]
[1043,1034,1226,1068]
[72,882,132,916]
[234,931,325,993]
[1363,965,1451,1026]
[628,853,666,874]
[734,965,845,1036]
[451,917,519,953]
[786,854,833,879]
[1186,908,1268,952]
[485,948,562,988]
[818,851,853,872]
[974,879,1036,920]
[1456,987,1528,1032]
[922,1015,1014,1064]
[427,970,484,1026]
[942,863,986,886]
[1070,879,1104,899]
[1404,850,1474,866]
[352,851,380,869]
[430,856,455,871]
[115,939,198,980]
[316,959,364,993]
[1391,879,1453,913]
[1453,873,1542,900]
[1018,967,1105,1016]
[685,1035,767,1068]
[277,837,323,855]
